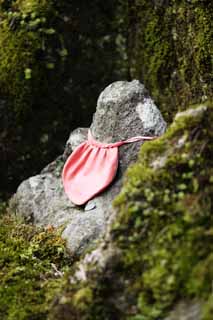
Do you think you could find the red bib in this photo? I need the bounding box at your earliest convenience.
[62,130,154,205]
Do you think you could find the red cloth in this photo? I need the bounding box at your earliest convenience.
[62,130,155,205]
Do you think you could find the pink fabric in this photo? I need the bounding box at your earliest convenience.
[62,130,155,205]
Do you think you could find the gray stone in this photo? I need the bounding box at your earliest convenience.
[164,300,201,320]
[10,80,166,255]
[91,80,166,143]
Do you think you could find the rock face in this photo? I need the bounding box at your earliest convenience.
[10,80,166,255]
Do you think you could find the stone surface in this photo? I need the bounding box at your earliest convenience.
[164,301,201,320]
[10,80,166,255]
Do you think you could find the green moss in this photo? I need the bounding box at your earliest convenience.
[113,102,213,319]
[128,1,213,120]
[0,211,71,320]
[72,287,93,310]
[202,294,213,320]
[0,0,63,118]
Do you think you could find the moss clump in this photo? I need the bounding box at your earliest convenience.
[128,0,213,120]
[113,102,213,319]
[0,211,71,320]
[49,102,213,320]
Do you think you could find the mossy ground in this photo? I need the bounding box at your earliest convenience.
[0,208,71,320]
[49,102,213,320]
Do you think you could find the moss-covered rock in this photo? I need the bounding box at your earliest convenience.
[0,208,71,320]
[128,0,212,120]
[112,102,213,319]
[49,102,213,320]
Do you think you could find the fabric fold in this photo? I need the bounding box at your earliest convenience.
[62,130,155,205]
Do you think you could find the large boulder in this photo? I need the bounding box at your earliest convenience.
[10,80,166,255]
